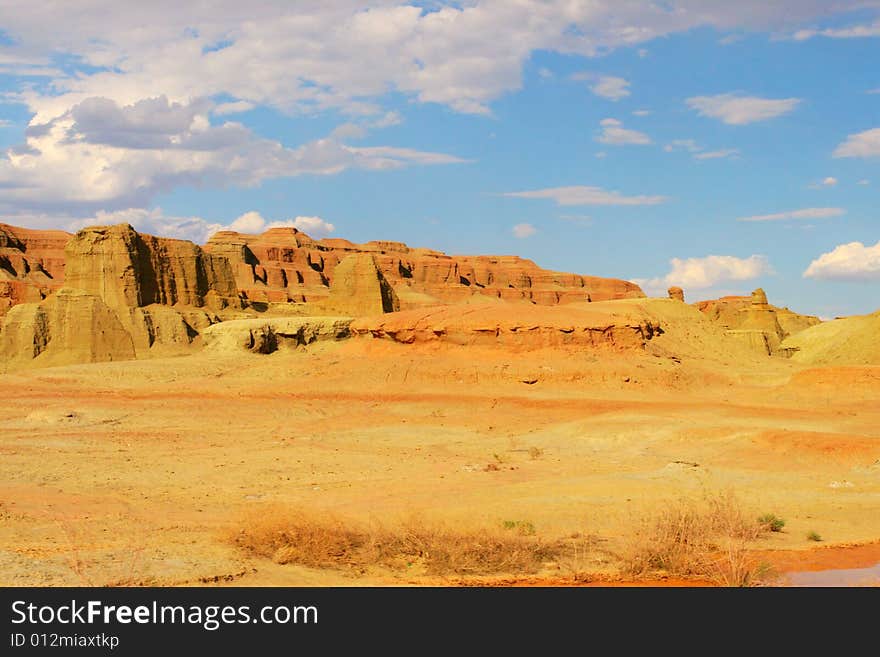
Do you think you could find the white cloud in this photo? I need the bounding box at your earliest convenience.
[538,67,554,79]
[665,140,738,160]
[792,21,880,41]
[807,176,839,189]
[512,222,537,238]
[594,151,607,159]
[0,119,13,128]
[213,100,255,115]
[833,128,880,158]
[273,215,336,236]
[804,241,880,281]
[858,179,871,185]
[371,111,402,129]
[665,139,702,153]
[226,211,268,234]
[632,109,652,116]
[637,49,649,58]
[0,1,869,124]
[66,208,336,244]
[635,254,772,295]
[590,76,631,101]
[0,1,873,220]
[597,118,651,145]
[693,148,739,160]
[344,145,469,167]
[686,93,801,125]
[737,207,845,222]
[0,96,465,212]
[503,185,667,206]
[330,123,369,140]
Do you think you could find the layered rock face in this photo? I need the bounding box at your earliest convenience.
[205,227,644,308]
[667,286,685,302]
[322,254,400,316]
[65,225,240,311]
[202,317,353,354]
[350,302,659,351]
[0,223,70,318]
[1,224,241,367]
[695,288,820,356]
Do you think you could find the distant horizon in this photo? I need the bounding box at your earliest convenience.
[1,2,879,318]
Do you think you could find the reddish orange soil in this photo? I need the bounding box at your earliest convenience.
[1,336,878,587]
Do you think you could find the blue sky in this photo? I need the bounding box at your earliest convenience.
[0,1,878,317]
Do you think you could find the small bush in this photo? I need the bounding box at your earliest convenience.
[231,509,563,576]
[757,514,786,533]
[622,491,772,586]
[528,447,543,460]
[806,531,823,542]
[502,520,536,536]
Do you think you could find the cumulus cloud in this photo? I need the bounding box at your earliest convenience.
[686,94,801,124]
[1,1,861,123]
[737,207,845,222]
[833,128,880,158]
[0,96,465,212]
[511,222,537,238]
[635,254,772,295]
[213,100,256,115]
[502,185,667,206]
[590,76,631,101]
[804,241,880,280]
[65,208,336,244]
[596,118,651,145]
[0,2,873,220]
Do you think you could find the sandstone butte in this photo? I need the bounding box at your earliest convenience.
[694,289,821,356]
[0,220,843,368]
[0,224,242,367]
[202,226,644,307]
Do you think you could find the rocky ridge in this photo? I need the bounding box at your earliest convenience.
[204,227,644,308]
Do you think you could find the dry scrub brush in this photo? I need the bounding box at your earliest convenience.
[621,491,773,586]
[230,509,572,577]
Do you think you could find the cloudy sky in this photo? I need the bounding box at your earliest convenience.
[1,1,879,317]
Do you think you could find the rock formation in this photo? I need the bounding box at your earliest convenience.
[694,288,820,356]
[350,302,659,351]
[0,289,136,367]
[1,224,242,367]
[65,224,240,311]
[202,317,353,354]
[668,286,685,302]
[322,254,400,316]
[0,223,69,318]
[204,227,645,309]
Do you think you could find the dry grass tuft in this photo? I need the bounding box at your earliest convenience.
[621,491,773,586]
[230,509,564,576]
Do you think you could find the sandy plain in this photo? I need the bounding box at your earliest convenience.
[1,318,878,587]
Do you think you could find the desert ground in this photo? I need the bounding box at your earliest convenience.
[2,301,879,586]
